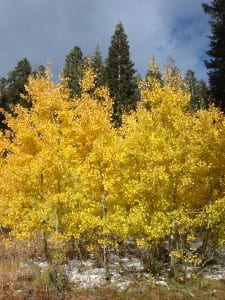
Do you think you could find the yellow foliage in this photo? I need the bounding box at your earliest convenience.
[0,64,225,255]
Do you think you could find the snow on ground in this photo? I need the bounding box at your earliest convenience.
[65,256,225,289]
[65,257,169,290]
[20,248,225,290]
[66,257,145,290]
[203,265,225,280]
[67,260,106,289]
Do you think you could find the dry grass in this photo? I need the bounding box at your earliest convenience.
[0,273,224,299]
[0,236,224,299]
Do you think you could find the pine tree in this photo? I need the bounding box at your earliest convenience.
[0,77,7,130]
[105,22,138,126]
[0,60,47,131]
[33,65,47,78]
[185,69,209,111]
[0,77,7,110]
[62,45,84,97]
[5,58,32,110]
[91,45,105,87]
[203,0,225,111]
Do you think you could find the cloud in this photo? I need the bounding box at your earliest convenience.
[0,0,211,80]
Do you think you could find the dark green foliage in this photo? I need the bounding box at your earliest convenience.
[105,22,139,126]
[0,58,32,130]
[146,68,162,82]
[33,65,47,78]
[62,45,84,97]
[185,69,209,111]
[91,45,105,87]
[5,58,32,111]
[0,77,7,131]
[0,77,7,110]
[35,250,68,294]
[203,0,225,111]
[0,58,47,131]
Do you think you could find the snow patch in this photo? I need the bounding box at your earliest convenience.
[203,265,225,280]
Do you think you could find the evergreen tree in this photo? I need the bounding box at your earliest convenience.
[62,45,84,96]
[33,65,47,78]
[0,77,7,110]
[0,59,32,130]
[203,0,225,111]
[5,58,32,111]
[91,45,105,87]
[185,69,209,111]
[5,58,32,110]
[0,77,8,130]
[105,22,138,126]
[197,79,210,108]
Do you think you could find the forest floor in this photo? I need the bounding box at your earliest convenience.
[0,237,225,299]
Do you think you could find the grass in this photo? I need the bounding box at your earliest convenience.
[0,264,225,299]
[0,237,224,299]
[0,270,225,299]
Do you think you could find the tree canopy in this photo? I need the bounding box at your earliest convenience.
[203,0,225,111]
[105,22,139,126]
[0,63,223,274]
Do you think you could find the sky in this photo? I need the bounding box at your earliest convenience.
[0,0,211,81]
